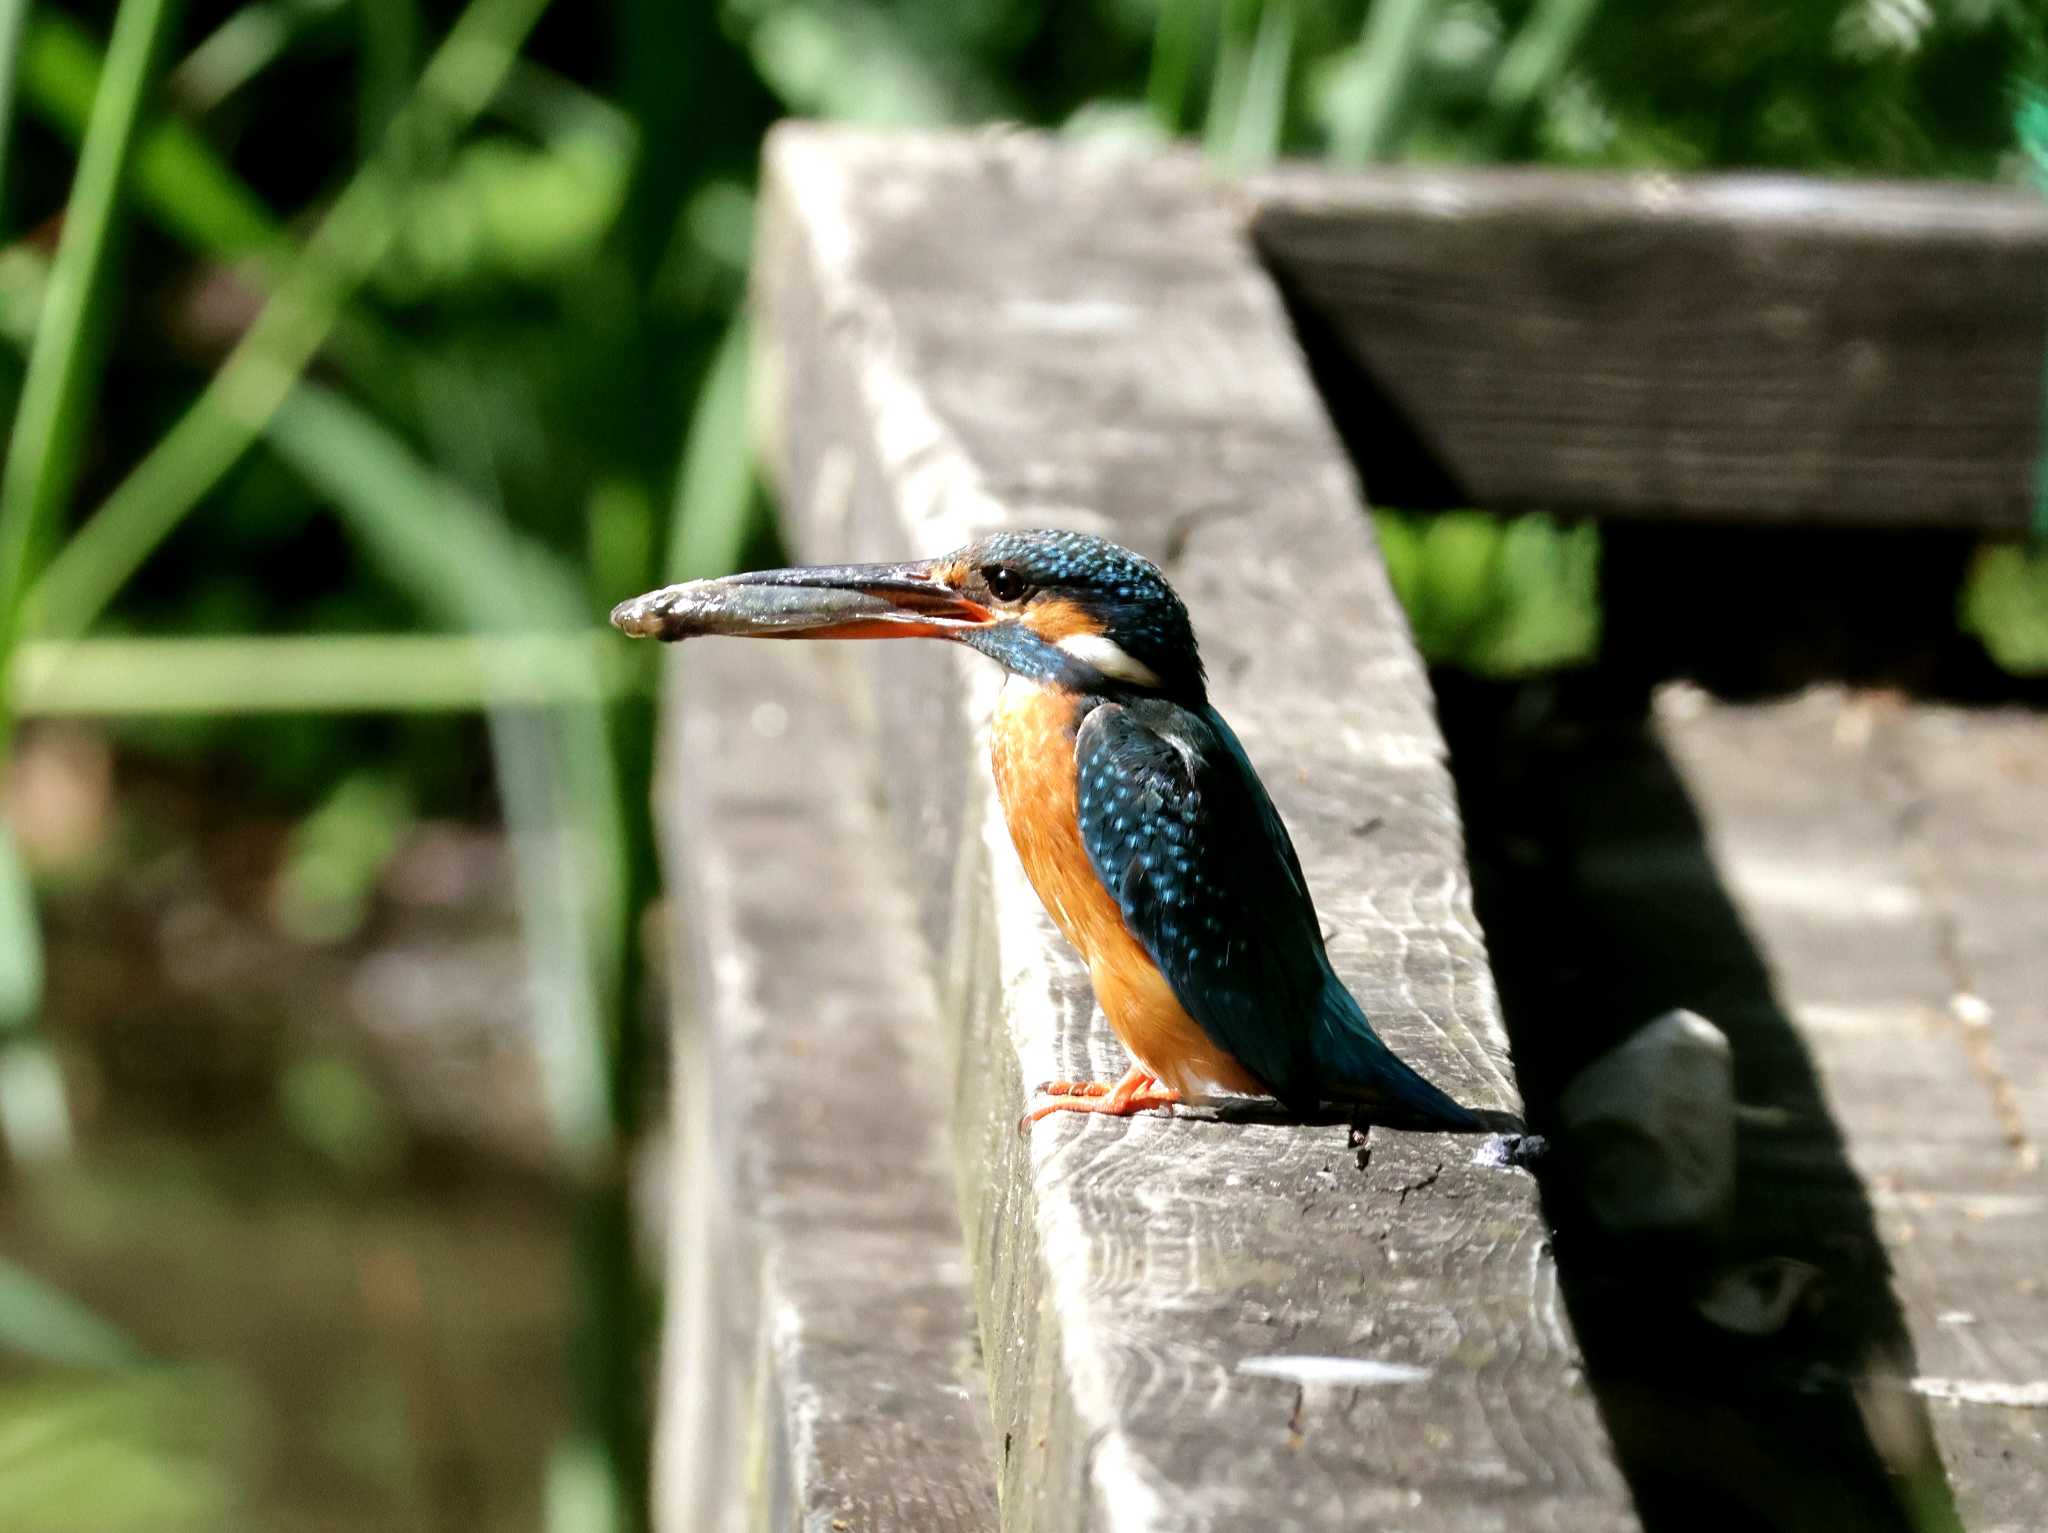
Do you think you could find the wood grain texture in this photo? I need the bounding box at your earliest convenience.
[751,124,1637,1531]
[1246,165,2048,528]
[653,641,999,1533]
[1656,687,2048,1532]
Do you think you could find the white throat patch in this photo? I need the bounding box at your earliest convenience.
[1055,632,1162,687]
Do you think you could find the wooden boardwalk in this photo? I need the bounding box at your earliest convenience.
[1438,672,2048,1533]
[1662,689,2047,1532]
[655,641,998,1533]
[653,126,2047,1531]
[656,125,1639,1530]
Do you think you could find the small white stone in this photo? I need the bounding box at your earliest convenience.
[1652,680,1707,721]
[1559,1008,1735,1234]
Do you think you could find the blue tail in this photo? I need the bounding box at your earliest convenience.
[1310,974,1482,1131]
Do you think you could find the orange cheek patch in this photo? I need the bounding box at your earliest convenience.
[1024,597,1102,643]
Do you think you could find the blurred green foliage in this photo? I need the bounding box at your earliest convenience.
[1962,541,2048,673]
[0,1370,241,1533]
[1377,508,1600,675]
[2,1,2037,778]
[0,0,2037,719]
[0,1253,141,1368]
[1,2,2043,1529]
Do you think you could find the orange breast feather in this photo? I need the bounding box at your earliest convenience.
[989,683,1263,1098]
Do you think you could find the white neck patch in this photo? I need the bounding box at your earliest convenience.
[1055,632,1162,687]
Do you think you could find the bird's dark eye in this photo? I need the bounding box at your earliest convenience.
[983,566,1031,603]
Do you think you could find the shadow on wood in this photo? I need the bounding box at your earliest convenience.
[1437,670,1963,1533]
[1596,521,2048,707]
[1182,1096,1528,1138]
[1259,258,1472,514]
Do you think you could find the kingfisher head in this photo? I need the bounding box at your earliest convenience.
[614,529,1205,702]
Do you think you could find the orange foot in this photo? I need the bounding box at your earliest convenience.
[1021,1065,1182,1129]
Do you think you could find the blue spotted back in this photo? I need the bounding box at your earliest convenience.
[1073,696,1479,1126]
[1074,697,1324,1097]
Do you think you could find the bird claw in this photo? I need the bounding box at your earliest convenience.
[1032,1079,1112,1098]
[1018,1067,1181,1132]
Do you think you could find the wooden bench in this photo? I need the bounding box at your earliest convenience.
[654,124,2048,1531]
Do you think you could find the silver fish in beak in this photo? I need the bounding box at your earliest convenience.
[610,559,994,643]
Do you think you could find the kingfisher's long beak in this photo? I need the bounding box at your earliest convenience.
[610,559,994,642]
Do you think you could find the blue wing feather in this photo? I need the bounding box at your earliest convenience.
[1074,699,1321,1095]
[1073,699,1479,1128]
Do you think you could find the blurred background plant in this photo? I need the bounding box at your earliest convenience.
[0,1,2041,1529]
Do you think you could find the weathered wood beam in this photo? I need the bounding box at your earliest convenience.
[1248,166,2048,528]
[653,641,999,1533]
[748,124,1638,1531]
[1655,688,2048,1528]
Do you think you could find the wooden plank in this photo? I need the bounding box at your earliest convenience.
[1656,687,2048,1532]
[652,640,999,1533]
[1891,705,2048,1157]
[1247,166,2048,528]
[753,123,1638,1532]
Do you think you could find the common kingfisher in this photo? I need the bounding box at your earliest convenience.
[614,529,1480,1132]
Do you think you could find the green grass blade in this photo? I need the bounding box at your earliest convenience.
[12,632,626,714]
[264,382,622,1167]
[169,0,344,113]
[0,1257,144,1369]
[18,12,275,258]
[1488,0,1603,131]
[0,0,182,666]
[0,243,46,349]
[0,818,67,1161]
[24,0,553,646]
[1222,0,1294,169]
[266,381,645,1527]
[0,818,39,1031]
[666,311,756,582]
[1328,0,1444,164]
[0,0,179,1167]
[265,385,583,633]
[1201,0,1260,161]
[0,0,31,221]
[17,12,444,429]
[2020,85,2048,545]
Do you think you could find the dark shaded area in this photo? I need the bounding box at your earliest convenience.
[1599,521,2048,708]
[1421,515,2048,1529]
[1262,262,1473,513]
[1438,666,1949,1532]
